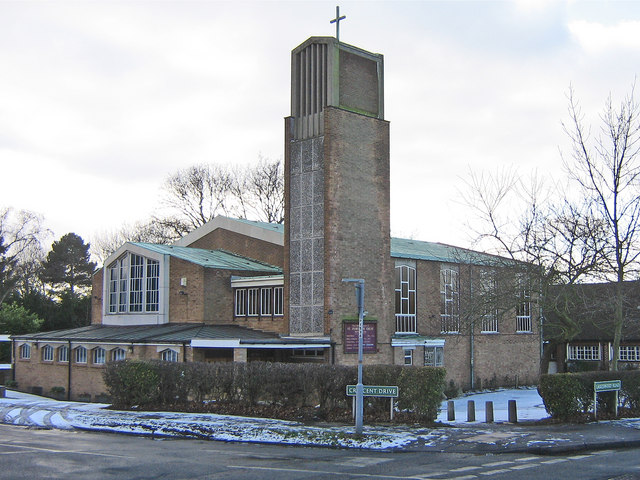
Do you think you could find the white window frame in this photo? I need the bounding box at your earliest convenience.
[403,348,413,366]
[567,344,601,361]
[111,348,126,361]
[479,270,499,333]
[75,346,87,364]
[424,346,444,367]
[273,286,284,316]
[247,288,259,317]
[107,253,160,315]
[395,264,417,333]
[260,287,272,316]
[235,288,247,316]
[618,345,640,362]
[161,349,179,362]
[19,343,31,360]
[58,345,69,363]
[516,276,532,333]
[92,347,106,365]
[42,345,54,362]
[440,266,460,334]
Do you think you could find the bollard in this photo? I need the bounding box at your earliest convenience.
[508,399,518,423]
[467,400,476,422]
[0,386,5,398]
[485,401,494,423]
[447,400,455,421]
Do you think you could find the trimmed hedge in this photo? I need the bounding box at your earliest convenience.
[103,360,446,422]
[538,370,640,419]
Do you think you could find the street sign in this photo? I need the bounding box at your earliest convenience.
[346,385,398,398]
[594,380,621,392]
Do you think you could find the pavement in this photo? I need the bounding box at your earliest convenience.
[2,389,640,453]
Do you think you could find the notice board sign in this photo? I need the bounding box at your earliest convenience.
[343,321,377,354]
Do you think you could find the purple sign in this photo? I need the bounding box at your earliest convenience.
[344,322,377,354]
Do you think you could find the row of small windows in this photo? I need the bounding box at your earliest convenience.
[234,286,284,318]
[567,345,640,362]
[403,346,444,367]
[394,265,532,334]
[20,345,127,364]
[108,253,160,314]
[19,344,181,363]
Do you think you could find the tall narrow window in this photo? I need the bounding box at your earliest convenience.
[479,270,498,333]
[516,276,532,332]
[440,266,460,333]
[395,265,416,333]
[260,287,272,316]
[273,286,284,316]
[247,288,259,316]
[146,260,159,312]
[235,289,247,316]
[129,254,144,312]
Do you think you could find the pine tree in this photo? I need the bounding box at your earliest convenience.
[41,233,96,297]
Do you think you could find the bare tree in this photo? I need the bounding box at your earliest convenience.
[161,164,235,231]
[231,157,284,224]
[91,220,182,264]
[562,85,640,370]
[0,207,48,305]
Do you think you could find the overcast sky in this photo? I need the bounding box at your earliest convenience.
[2,0,640,253]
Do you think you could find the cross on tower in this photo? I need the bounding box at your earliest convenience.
[330,6,346,42]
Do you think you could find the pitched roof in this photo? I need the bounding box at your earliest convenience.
[131,243,282,273]
[390,237,515,266]
[173,216,284,248]
[12,323,329,347]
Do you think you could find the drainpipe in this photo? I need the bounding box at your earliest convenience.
[67,340,72,401]
[469,270,475,391]
[11,338,15,382]
[182,342,188,362]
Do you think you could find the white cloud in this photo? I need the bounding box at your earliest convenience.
[569,20,640,53]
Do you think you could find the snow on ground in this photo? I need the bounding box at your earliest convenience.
[437,386,549,423]
[3,387,640,449]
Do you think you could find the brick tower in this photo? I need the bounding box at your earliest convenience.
[284,37,393,364]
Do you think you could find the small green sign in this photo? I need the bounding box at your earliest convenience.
[594,380,621,392]
[346,385,398,397]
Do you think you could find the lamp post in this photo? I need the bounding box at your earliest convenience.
[342,278,364,435]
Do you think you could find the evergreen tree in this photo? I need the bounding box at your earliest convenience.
[41,233,96,297]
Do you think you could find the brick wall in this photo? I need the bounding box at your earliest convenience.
[186,228,283,267]
[323,107,393,366]
[91,269,103,325]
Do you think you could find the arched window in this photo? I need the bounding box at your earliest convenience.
[58,345,69,363]
[75,346,87,364]
[42,345,54,362]
[19,343,31,360]
[92,347,106,365]
[161,349,179,362]
[111,348,126,361]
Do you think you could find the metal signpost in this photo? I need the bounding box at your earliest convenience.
[342,278,365,434]
[593,380,621,419]
[346,385,399,420]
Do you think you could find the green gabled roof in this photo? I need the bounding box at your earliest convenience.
[229,217,284,234]
[390,237,515,266]
[131,243,282,273]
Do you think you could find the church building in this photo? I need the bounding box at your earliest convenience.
[12,36,541,401]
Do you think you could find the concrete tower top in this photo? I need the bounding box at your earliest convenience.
[290,37,384,139]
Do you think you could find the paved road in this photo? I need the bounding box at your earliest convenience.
[2,424,640,479]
